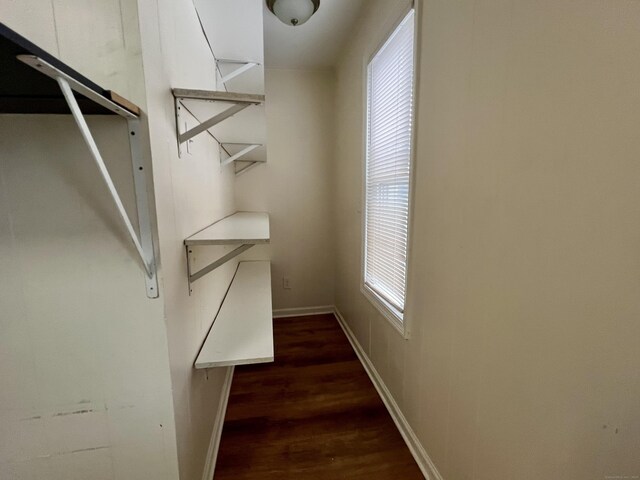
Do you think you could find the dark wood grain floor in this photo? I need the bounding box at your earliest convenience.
[214,314,423,480]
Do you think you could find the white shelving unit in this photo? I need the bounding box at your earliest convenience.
[195,261,273,368]
[184,1,272,371]
[216,59,261,87]
[220,142,266,175]
[184,212,269,285]
[176,0,267,175]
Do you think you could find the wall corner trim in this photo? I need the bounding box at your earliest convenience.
[202,366,235,480]
[333,307,444,480]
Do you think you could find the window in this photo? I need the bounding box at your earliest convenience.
[363,8,416,328]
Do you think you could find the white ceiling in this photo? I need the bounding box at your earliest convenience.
[263,0,367,69]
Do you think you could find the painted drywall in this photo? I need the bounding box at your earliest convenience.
[135,0,267,479]
[190,0,268,168]
[334,0,640,478]
[0,1,180,479]
[1,0,144,103]
[236,68,335,311]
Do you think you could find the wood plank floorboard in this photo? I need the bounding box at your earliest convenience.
[213,313,423,480]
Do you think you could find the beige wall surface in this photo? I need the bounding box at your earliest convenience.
[334,0,640,479]
[0,1,179,479]
[136,0,241,478]
[1,0,145,104]
[236,68,335,311]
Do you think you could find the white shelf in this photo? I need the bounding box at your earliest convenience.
[195,261,273,368]
[172,89,264,104]
[185,212,269,246]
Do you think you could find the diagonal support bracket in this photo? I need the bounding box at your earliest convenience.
[17,55,159,298]
[220,143,262,167]
[217,59,260,85]
[186,244,254,293]
[172,89,265,158]
[57,77,159,298]
[178,102,250,144]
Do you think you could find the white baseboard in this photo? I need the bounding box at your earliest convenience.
[333,307,443,480]
[202,366,235,480]
[201,308,441,480]
[272,305,335,318]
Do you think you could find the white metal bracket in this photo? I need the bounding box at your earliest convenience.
[172,89,265,158]
[217,59,260,85]
[185,244,254,294]
[178,102,249,144]
[18,55,159,298]
[219,143,266,175]
[220,142,262,167]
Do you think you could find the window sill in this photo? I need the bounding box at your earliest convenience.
[361,284,408,339]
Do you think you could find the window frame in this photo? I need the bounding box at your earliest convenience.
[360,2,419,339]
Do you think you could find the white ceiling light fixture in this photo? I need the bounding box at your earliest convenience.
[266,0,320,27]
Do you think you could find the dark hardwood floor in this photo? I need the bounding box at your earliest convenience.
[214,314,423,479]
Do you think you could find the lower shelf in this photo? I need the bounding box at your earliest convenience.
[195,261,274,369]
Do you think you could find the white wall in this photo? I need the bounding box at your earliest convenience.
[334,0,640,479]
[0,1,179,479]
[236,68,335,311]
[135,0,244,478]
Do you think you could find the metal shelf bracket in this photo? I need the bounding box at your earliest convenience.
[176,99,249,145]
[219,143,266,175]
[172,89,264,157]
[186,244,254,293]
[56,77,159,298]
[219,142,264,169]
[217,59,260,85]
[18,54,160,298]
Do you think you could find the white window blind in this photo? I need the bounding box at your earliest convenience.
[364,9,415,317]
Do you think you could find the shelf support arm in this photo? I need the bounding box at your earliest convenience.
[220,143,261,167]
[186,244,254,288]
[219,61,259,84]
[57,77,159,297]
[178,102,250,144]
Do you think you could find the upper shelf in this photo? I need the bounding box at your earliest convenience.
[0,23,140,117]
[185,212,270,246]
[172,89,264,104]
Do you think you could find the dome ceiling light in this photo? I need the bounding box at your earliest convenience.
[266,0,321,27]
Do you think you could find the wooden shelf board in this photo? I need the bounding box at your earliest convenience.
[185,212,269,246]
[172,88,264,104]
[195,261,273,369]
